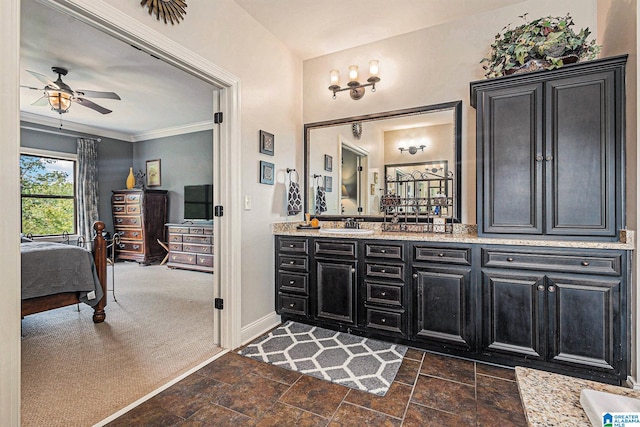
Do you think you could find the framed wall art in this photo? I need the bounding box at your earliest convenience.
[146,159,161,187]
[325,176,333,192]
[324,154,333,172]
[259,130,275,156]
[260,161,275,185]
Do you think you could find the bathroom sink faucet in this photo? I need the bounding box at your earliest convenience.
[344,218,359,229]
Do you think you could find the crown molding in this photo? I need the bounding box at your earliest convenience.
[20,111,214,142]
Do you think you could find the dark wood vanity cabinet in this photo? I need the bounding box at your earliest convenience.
[314,240,358,326]
[275,237,310,317]
[480,246,627,383]
[471,56,627,240]
[411,245,475,351]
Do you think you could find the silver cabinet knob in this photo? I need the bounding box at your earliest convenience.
[546,155,553,161]
[289,280,295,285]
[506,257,514,262]
[380,249,386,253]
[381,318,386,323]
[289,303,295,308]
[548,285,556,292]
[581,261,590,266]
[289,244,295,248]
[412,273,418,278]
[351,268,356,273]
[438,253,444,257]
[381,292,386,296]
[535,155,544,162]
[289,261,295,265]
[537,284,545,291]
[380,269,386,273]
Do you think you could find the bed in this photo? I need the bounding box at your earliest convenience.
[21,221,108,323]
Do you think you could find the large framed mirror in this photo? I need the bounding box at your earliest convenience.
[304,100,462,222]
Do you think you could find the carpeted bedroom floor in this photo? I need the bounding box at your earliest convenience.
[20,261,222,427]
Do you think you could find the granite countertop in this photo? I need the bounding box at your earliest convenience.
[272,222,635,250]
[516,367,640,426]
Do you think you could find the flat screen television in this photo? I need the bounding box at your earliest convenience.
[184,185,213,221]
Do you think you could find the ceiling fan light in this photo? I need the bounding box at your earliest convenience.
[46,89,72,113]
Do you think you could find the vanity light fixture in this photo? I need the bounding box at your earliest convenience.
[398,145,426,155]
[328,60,380,100]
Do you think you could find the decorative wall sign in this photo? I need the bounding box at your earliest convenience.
[260,161,275,185]
[140,0,187,25]
[325,176,333,192]
[324,155,333,172]
[260,130,274,156]
[146,159,161,187]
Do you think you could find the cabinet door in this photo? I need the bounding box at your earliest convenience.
[315,259,357,325]
[481,270,545,359]
[546,274,621,373]
[545,71,617,237]
[479,83,543,235]
[413,265,474,350]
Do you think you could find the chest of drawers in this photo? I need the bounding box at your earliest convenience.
[112,189,167,264]
[166,223,214,273]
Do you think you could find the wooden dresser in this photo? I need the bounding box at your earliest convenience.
[112,189,168,264]
[166,223,214,273]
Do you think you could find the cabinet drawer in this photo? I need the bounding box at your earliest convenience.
[278,238,309,254]
[365,282,403,307]
[112,205,125,214]
[315,240,357,258]
[112,194,126,203]
[278,272,308,294]
[169,234,183,242]
[125,193,141,203]
[169,252,197,265]
[278,294,308,316]
[278,255,309,271]
[183,235,212,244]
[117,229,143,240]
[366,263,403,280]
[169,243,182,251]
[168,226,190,234]
[197,254,213,267]
[414,246,471,266]
[114,216,142,227]
[116,241,144,253]
[365,243,403,260]
[482,249,622,276]
[126,205,141,214]
[189,227,205,235]
[182,243,212,254]
[365,308,404,334]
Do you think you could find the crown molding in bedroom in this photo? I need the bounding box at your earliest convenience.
[20,111,214,142]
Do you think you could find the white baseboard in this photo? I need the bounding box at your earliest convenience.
[627,376,640,389]
[241,311,281,345]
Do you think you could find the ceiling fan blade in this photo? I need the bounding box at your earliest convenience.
[74,97,113,114]
[31,96,49,107]
[26,70,58,89]
[75,89,121,100]
[20,85,42,91]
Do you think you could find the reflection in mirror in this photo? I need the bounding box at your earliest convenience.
[304,101,462,221]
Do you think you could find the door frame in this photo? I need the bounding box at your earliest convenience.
[1,0,243,421]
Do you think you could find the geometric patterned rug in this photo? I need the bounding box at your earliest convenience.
[238,320,407,396]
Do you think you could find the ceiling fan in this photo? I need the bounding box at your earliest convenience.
[21,66,121,115]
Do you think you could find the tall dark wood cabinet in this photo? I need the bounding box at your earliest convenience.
[112,189,168,264]
[471,55,627,240]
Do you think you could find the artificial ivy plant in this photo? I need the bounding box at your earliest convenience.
[481,13,601,78]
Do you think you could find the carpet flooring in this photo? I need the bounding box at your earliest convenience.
[239,321,407,396]
[21,262,222,427]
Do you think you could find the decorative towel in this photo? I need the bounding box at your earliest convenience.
[287,170,302,216]
[315,185,327,214]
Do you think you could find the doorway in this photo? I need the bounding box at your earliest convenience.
[340,140,369,216]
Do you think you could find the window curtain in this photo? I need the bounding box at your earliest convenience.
[76,138,100,241]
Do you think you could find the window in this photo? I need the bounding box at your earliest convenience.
[20,152,76,236]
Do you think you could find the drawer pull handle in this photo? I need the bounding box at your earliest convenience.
[289,244,295,248]
[351,268,356,273]
[548,285,556,293]
[289,280,295,285]
[412,273,418,278]
[381,292,386,296]
[546,154,553,161]
[117,219,123,223]
[380,249,386,253]
[380,269,386,273]
[289,303,295,308]
[133,232,139,237]
[506,257,514,262]
[438,253,444,257]
[289,261,295,265]
[537,284,545,291]
[381,318,386,323]
[581,261,590,266]
[535,155,544,162]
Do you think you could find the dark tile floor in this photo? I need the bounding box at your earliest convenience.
[107,347,527,426]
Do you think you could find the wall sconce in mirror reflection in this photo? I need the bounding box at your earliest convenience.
[329,60,380,100]
[398,145,426,155]
[341,184,349,198]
